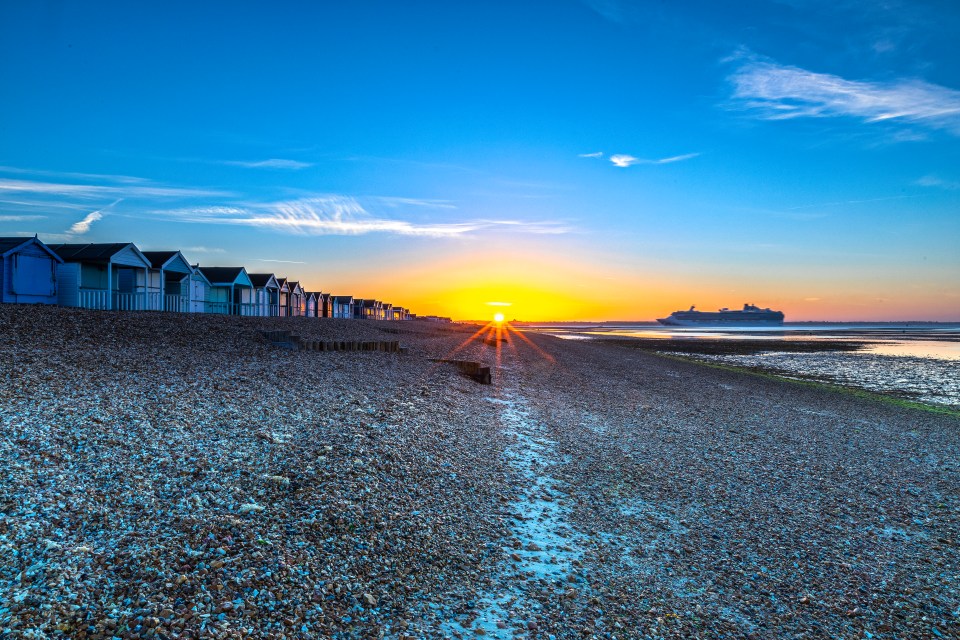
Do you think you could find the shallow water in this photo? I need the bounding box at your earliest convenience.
[695,350,960,408]
[524,323,960,408]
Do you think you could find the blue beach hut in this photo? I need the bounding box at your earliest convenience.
[0,236,63,305]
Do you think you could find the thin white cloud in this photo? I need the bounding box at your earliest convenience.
[374,196,457,210]
[183,246,226,254]
[159,196,573,238]
[486,301,513,307]
[729,59,960,135]
[0,178,232,199]
[609,152,699,168]
[223,159,313,170]
[0,215,45,222]
[916,175,960,190]
[0,165,150,184]
[579,151,604,158]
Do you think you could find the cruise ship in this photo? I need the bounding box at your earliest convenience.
[657,303,784,326]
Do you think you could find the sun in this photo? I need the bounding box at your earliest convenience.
[493,312,505,323]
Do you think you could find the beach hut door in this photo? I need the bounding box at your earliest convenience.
[191,278,204,313]
[12,254,56,296]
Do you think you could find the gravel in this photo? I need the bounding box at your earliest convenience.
[1,306,957,638]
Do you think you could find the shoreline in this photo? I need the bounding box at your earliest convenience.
[2,306,959,638]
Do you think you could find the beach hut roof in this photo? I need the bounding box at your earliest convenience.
[196,266,252,287]
[47,242,149,266]
[332,295,353,302]
[0,236,63,262]
[142,250,192,273]
[249,273,280,288]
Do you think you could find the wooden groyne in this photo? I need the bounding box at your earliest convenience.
[429,359,492,385]
[261,330,405,353]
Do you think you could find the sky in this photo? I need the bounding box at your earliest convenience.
[1,0,958,321]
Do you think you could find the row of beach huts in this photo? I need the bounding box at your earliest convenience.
[0,236,450,321]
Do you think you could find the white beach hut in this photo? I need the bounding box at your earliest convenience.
[142,251,194,312]
[49,242,153,310]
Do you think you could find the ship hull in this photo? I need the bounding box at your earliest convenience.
[657,316,784,327]
[657,309,785,326]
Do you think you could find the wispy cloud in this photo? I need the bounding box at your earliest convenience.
[0,215,45,222]
[374,196,457,210]
[0,178,232,199]
[578,151,604,158]
[916,175,960,190]
[253,258,307,264]
[729,58,960,135]
[486,301,513,307]
[608,152,700,168]
[68,199,121,235]
[182,246,226,254]
[223,159,313,170]
[0,165,149,184]
[159,196,573,238]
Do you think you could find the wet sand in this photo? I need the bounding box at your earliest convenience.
[1,306,958,638]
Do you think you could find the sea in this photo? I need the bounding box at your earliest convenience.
[520,323,960,409]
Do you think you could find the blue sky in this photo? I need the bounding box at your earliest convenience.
[1,0,958,320]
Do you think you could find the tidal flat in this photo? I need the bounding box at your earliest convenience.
[1,306,958,638]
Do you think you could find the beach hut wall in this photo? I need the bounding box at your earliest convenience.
[142,251,193,312]
[288,281,305,317]
[49,243,152,311]
[249,273,281,316]
[305,291,318,317]
[196,266,255,315]
[0,237,63,305]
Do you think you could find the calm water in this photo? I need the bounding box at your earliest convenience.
[523,323,960,408]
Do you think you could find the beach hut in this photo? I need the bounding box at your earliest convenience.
[0,236,63,305]
[187,266,211,313]
[249,273,281,316]
[352,298,365,319]
[142,251,193,312]
[382,303,393,321]
[277,278,290,317]
[361,299,379,320]
[196,266,255,315]
[319,292,332,318]
[305,291,318,317]
[49,243,152,310]
[288,281,305,316]
[331,295,353,318]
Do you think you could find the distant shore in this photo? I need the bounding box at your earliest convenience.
[2,306,958,638]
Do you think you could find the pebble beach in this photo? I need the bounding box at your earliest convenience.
[1,306,958,639]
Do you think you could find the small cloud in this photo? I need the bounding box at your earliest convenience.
[486,301,513,307]
[224,159,313,170]
[610,154,640,168]
[804,297,822,302]
[609,152,699,168]
[916,175,960,190]
[69,211,102,234]
[67,199,120,235]
[579,151,604,158]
